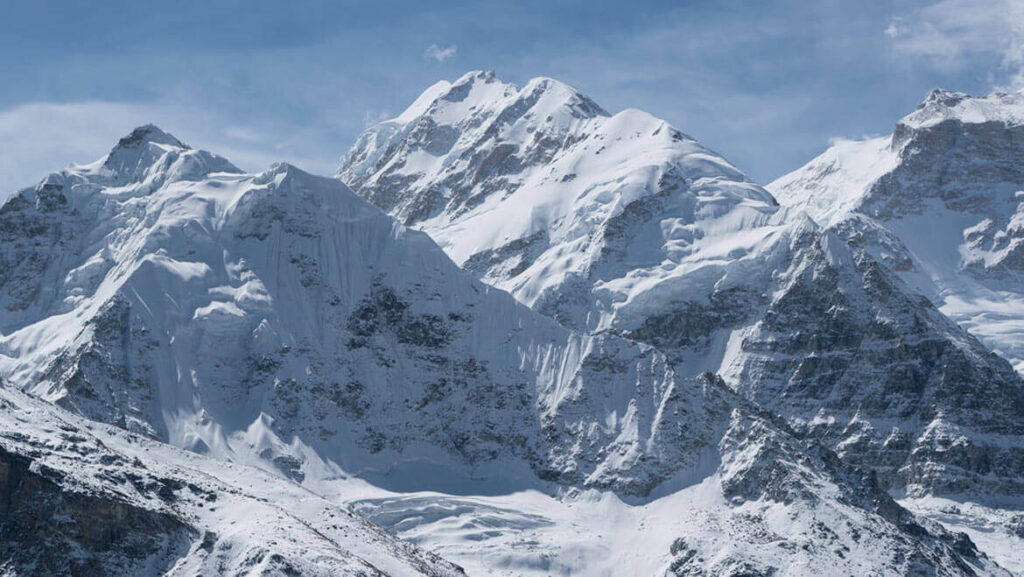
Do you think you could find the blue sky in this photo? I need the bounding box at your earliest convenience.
[1,0,1020,193]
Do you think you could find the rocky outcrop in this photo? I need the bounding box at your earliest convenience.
[0,447,193,576]
[0,386,465,576]
[723,229,1024,496]
[661,409,1006,577]
[770,88,1024,375]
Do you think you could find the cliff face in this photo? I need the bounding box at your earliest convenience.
[0,447,194,577]
[771,89,1024,375]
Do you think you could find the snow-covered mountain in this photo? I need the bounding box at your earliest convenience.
[0,127,853,500]
[0,124,1011,574]
[0,384,463,576]
[341,73,1024,506]
[2,125,713,497]
[769,88,1024,376]
[340,71,784,335]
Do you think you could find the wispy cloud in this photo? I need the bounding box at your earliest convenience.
[362,109,393,127]
[885,0,1024,89]
[1002,0,1024,90]
[424,44,457,63]
[884,19,905,39]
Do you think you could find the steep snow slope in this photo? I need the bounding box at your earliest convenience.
[0,384,462,576]
[0,126,1009,575]
[342,74,1024,504]
[770,88,1024,375]
[340,71,784,333]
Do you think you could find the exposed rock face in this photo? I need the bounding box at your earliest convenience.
[722,228,1024,497]
[0,176,93,325]
[698,410,998,577]
[0,447,193,576]
[770,88,1024,375]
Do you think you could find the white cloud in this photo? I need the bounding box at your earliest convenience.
[883,19,904,39]
[886,0,1024,88]
[424,44,457,63]
[1000,0,1024,90]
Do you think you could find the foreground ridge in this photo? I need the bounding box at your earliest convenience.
[0,384,464,575]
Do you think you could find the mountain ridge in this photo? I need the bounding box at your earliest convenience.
[769,86,1024,376]
[342,73,1024,507]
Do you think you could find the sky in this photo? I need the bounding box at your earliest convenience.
[1,0,1021,194]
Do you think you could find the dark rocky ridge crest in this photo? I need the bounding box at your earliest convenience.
[111,124,190,152]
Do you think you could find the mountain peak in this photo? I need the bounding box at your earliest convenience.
[111,124,189,152]
[103,124,189,178]
[394,71,605,127]
[452,69,497,86]
[340,73,783,333]
[520,75,608,118]
[897,87,1024,134]
[339,72,611,186]
[99,125,238,185]
[917,88,969,110]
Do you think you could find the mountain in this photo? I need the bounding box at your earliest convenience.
[0,383,463,576]
[339,71,784,334]
[0,125,739,497]
[341,73,1024,505]
[769,88,1024,376]
[0,125,1010,574]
